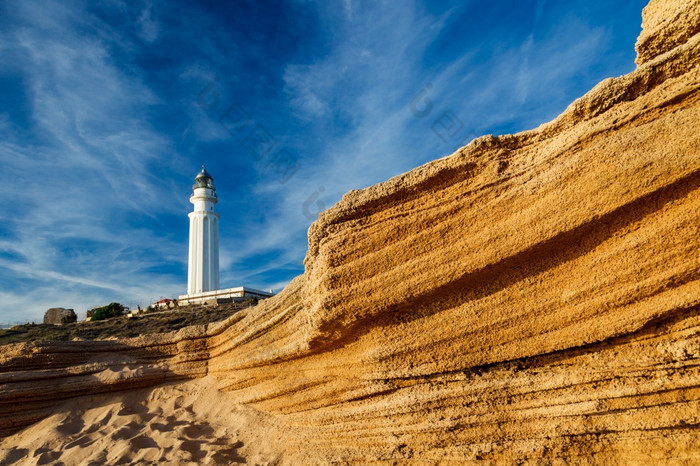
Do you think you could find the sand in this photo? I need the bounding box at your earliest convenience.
[0,377,281,465]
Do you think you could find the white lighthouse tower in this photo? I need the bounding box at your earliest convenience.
[178,166,273,306]
[187,166,219,295]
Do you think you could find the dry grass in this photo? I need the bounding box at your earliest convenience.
[0,300,257,345]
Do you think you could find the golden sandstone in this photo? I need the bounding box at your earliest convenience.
[1,0,699,463]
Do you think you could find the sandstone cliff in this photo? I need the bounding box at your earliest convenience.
[1,0,699,463]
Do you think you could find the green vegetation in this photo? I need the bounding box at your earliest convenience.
[0,300,258,345]
[89,302,127,321]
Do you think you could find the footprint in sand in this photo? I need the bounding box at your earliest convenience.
[55,413,85,436]
[34,447,62,465]
[0,448,29,465]
[164,415,189,428]
[128,434,158,451]
[178,439,207,462]
[211,442,246,464]
[148,421,171,433]
[181,423,215,439]
[110,421,140,441]
[64,434,96,450]
[117,401,150,417]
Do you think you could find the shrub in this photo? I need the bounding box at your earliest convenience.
[61,313,77,324]
[90,303,127,321]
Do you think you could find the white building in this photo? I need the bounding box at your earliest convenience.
[178,286,274,306]
[179,167,272,306]
[187,166,219,294]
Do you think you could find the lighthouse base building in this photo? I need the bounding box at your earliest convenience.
[178,286,274,306]
[178,167,272,306]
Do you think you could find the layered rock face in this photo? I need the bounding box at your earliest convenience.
[635,0,700,65]
[0,327,209,438]
[1,0,699,462]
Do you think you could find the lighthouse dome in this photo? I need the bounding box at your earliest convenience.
[193,166,215,190]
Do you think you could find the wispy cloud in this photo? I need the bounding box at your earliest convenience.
[0,0,644,324]
[0,1,190,321]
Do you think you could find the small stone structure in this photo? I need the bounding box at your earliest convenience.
[43,308,77,325]
[154,299,176,310]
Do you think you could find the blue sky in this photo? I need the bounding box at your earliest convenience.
[0,0,647,324]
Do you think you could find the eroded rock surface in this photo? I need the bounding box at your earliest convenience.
[636,0,700,65]
[42,308,76,325]
[1,1,699,463]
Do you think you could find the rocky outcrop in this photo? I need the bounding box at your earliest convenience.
[635,0,700,65]
[1,1,699,462]
[42,308,76,325]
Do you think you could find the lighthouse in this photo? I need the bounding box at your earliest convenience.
[178,166,273,306]
[187,166,219,294]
